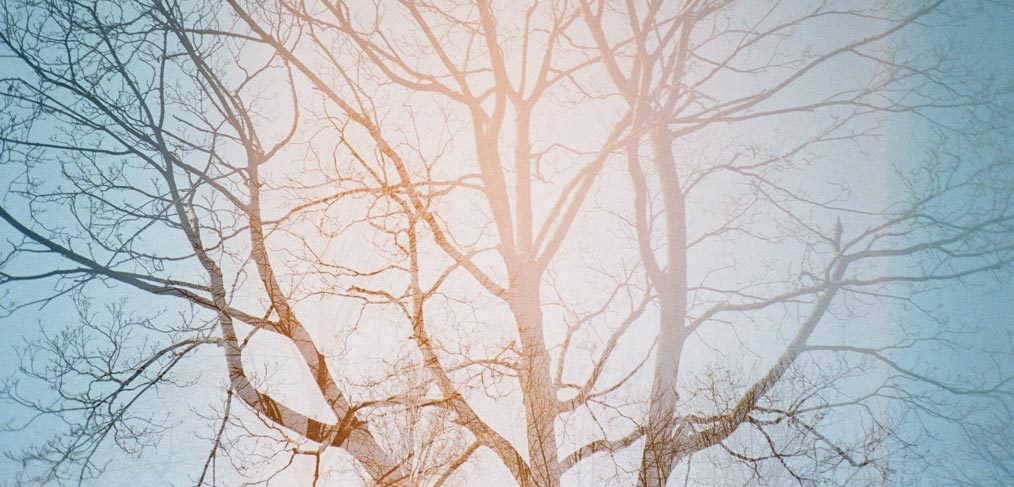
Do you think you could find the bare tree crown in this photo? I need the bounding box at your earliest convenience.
[0,0,1010,485]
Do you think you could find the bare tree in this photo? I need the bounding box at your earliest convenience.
[578,1,1012,485]
[0,0,1010,486]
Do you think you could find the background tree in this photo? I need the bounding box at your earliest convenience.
[0,0,1010,486]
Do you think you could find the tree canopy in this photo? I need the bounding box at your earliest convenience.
[0,0,1011,485]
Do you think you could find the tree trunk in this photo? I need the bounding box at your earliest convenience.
[639,130,689,487]
[511,271,562,487]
